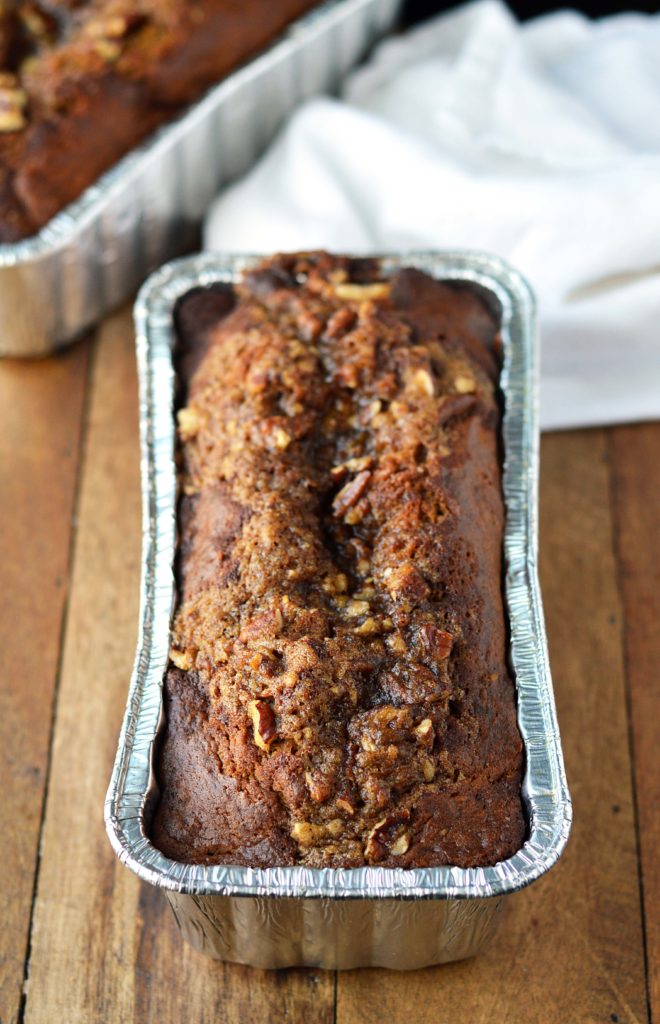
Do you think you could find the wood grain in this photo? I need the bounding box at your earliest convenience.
[0,342,89,1024]
[21,311,334,1024]
[336,430,648,1024]
[7,309,653,1022]
[610,422,660,1020]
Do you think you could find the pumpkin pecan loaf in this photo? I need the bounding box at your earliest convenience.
[151,252,526,869]
[0,0,317,241]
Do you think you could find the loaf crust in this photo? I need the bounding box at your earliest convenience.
[152,252,526,869]
[0,1,317,241]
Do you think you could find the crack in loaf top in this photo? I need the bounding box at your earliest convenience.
[152,251,526,870]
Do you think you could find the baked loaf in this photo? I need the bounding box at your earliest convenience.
[152,252,526,869]
[0,0,317,241]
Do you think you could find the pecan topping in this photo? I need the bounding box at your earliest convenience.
[346,599,370,618]
[364,811,411,863]
[86,11,147,40]
[384,563,429,605]
[336,796,356,816]
[334,282,390,302]
[332,469,371,517]
[325,306,357,339]
[83,11,147,61]
[262,419,291,451]
[292,819,342,845]
[247,699,277,752]
[353,616,379,636]
[322,572,348,595]
[92,38,121,62]
[177,407,201,440]
[0,74,27,132]
[409,368,435,397]
[291,821,317,846]
[107,13,148,38]
[169,647,193,671]
[272,427,291,450]
[390,833,410,856]
[418,623,453,663]
[454,374,476,394]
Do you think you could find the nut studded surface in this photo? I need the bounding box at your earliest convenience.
[152,252,525,870]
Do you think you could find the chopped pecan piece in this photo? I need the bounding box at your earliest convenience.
[336,796,356,816]
[0,75,27,133]
[454,373,476,394]
[409,368,434,397]
[364,811,411,862]
[390,833,410,856]
[177,406,201,440]
[330,455,372,480]
[169,647,193,671]
[272,427,291,450]
[305,771,333,804]
[86,11,147,40]
[92,38,121,61]
[334,282,390,302]
[418,623,453,663]
[247,699,277,752]
[344,506,364,525]
[384,563,429,605]
[353,617,379,636]
[322,572,348,595]
[346,599,370,618]
[262,419,292,451]
[291,821,317,846]
[387,634,407,655]
[333,470,371,517]
[325,306,357,339]
[292,819,342,846]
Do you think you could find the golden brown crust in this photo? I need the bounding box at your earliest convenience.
[151,252,525,869]
[0,0,318,240]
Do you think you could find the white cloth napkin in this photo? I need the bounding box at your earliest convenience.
[204,0,660,430]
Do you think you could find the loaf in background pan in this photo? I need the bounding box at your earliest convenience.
[0,1,318,241]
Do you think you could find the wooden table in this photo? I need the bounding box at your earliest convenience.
[1,309,657,1024]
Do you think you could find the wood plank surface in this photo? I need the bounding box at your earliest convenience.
[0,342,89,1024]
[21,311,335,1024]
[610,423,660,1021]
[2,309,654,1023]
[336,430,648,1024]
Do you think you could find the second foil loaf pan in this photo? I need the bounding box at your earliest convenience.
[105,250,571,970]
[0,0,401,357]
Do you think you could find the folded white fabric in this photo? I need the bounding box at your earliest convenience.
[204,0,660,430]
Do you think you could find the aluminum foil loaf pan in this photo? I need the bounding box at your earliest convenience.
[0,0,401,358]
[105,250,572,970]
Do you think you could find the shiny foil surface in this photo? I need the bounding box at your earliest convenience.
[105,251,572,969]
[0,0,401,357]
